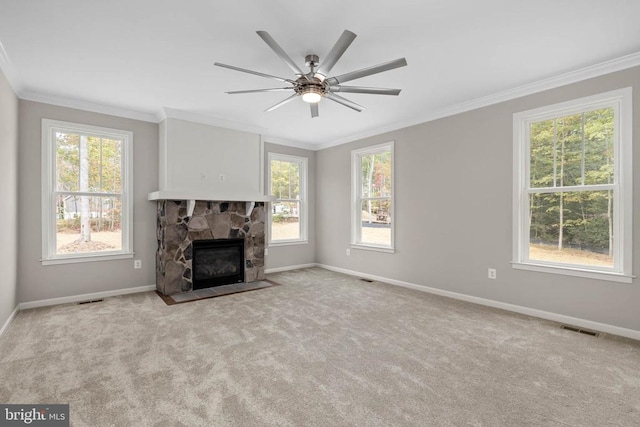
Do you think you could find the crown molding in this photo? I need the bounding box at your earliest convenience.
[19,90,159,123]
[261,135,317,151]
[0,40,22,94]
[315,51,640,150]
[161,108,267,135]
[6,46,639,151]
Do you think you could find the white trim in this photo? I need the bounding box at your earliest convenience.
[512,262,633,284]
[0,40,22,94]
[267,152,308,245]
[19,285,156,310]
[41,119,134,265]
[259,135,265,194]
[268,240,309,247]
[512,88,633,279]
[161,108,266,135]
[22,90,157,123]
[350,244,395,254]
[351,142,395,251]
[147,190,275,203]
[315,264,640,341]
[0,306,19,338]
[41,252,134,266]
[265,263,317,274]
[315,51,640,150]
[6,50,640,150]
[262,136,318,151]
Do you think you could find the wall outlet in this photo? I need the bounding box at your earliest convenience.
[488,268,496,279]
[219,174,226,182]
[346,248,351,256]
[134,260,142,269]
[264,248,268,256]
[200,172,207,181]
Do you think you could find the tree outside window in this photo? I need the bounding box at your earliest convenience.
[42,119,133,264]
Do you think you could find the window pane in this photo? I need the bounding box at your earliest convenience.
[360,199,391,246]
[56,132,80,192]
[100,138,123,193]
[271,160,300,200]
[55,195,123,254]
[270,201,300,241]
[360,152,392,198]
[584,108,614,185]
[556,114,583,187]
[530,108,615,189]
[529,190,613,268]
[56,133,123,194]
[529,119,555,188]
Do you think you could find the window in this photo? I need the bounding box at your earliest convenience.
[351,142,394,251]
[268,153,307,244]
[512,88,632,282]
[41,119,133,264]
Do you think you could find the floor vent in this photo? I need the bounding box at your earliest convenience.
[77,299,104,305]
[561,325,599,337]
[359,278,374,283]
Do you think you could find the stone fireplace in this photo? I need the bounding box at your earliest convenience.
[155,200,266,296]
[192,238,245,289]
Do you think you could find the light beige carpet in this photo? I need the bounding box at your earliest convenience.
[1,268,639,426]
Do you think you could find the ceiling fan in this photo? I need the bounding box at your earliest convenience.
[214,30,407,118]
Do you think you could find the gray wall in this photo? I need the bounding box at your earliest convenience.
[316,66,640,332]
[0,69,18,327]
[18,101,158,302]
[264,142,316,270]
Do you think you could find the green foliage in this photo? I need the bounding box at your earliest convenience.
[55,132,124,241]
[270,160,300,200]
[529,107,614,254]
[56,133,122,193]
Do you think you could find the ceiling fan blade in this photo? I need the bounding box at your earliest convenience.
[314,30,357,81]
[324,93,365,112]
[214,62,295,84]
[265,93,299,112]
[326,58,408,85]
[226,88,293,94]
[256,31,310,80]
[310,103,319,118]
[331,85,401,96]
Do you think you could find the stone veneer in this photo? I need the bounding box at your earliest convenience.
[156,200,265,295]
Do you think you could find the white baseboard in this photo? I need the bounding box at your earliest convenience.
[0,305,19,338]
[316,264,640,341]
[19,285,157,310]
[265,263,317,274]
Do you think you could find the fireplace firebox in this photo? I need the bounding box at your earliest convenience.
[192,239,245,290]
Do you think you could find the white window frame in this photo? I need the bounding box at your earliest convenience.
[512,88,633,283]
[267,152,308,246]
[41,119,134,265]
[351,142,395,253]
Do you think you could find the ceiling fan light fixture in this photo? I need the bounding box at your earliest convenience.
[216,30,407,117]
[301,87,323,103]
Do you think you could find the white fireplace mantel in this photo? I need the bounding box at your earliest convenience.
[148,190,275,217]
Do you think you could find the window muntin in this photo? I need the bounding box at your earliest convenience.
[42,119,133,264]
[268,153,307,244]
[513,89,632,281]
[352,142,394,251]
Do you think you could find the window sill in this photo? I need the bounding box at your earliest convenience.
[351,244,395,254]
[41,252,134,266]
[268,240,309,247]
[512,261,633,284]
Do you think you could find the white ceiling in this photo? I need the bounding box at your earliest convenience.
[1,0,640,148]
